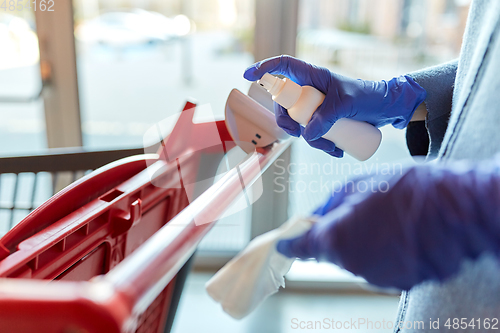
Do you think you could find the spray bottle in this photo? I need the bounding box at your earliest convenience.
[257,73,382,161]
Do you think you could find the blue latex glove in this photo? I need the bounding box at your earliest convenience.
[277,157,500,290]
[244,55,426,157]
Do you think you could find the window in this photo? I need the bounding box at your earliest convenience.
[286,0,469,284]
[0,9,45,154]
[73,0,256,149]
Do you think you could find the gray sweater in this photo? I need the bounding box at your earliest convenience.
[397,1,500,331]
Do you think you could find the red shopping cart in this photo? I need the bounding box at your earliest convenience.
[0,100,291,332]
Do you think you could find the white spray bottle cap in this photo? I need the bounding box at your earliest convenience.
[258,73,302,110]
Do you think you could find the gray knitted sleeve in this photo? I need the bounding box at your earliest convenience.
[406,59,458,157]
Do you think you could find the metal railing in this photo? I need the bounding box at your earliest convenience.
[0,146,148,231]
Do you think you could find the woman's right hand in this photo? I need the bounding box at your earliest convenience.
[276,157,500,290]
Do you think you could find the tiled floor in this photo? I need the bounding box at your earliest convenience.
[171,272,400,333]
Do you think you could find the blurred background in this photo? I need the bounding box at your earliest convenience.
[0,0,470,332]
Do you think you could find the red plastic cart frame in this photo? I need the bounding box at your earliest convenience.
[0,101,291,333]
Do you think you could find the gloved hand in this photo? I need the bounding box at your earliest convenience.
[244,55,426,157]
[276,157,500,290]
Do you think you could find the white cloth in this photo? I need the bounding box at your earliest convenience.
[205,216,315,319]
